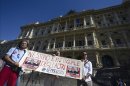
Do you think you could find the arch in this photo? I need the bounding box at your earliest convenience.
[102,55,114,67]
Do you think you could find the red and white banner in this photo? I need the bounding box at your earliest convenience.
[19,50,83,79]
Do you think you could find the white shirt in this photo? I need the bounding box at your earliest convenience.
[82,60,93,82]
[6,47,27,62]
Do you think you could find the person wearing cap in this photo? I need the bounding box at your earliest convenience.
[0,39,29,86]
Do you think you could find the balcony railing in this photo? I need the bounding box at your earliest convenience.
[100,45,110,48]
[46,45,97,52]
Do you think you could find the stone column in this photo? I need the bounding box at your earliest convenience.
[95,52,102,68]
[93,32,99,48]
[122,31,129,47]
[114,12,121,24]
[29,28,34,38]
[107,32,114,48]
[74,19,76,30]
[84,33,88,46]
[56,24,59,32]
[114,57,120,66]
[51,24,55,33]
[103,14,108,27]
[26,30,31,38]
[90,15,95,26]
[113,50,120,66]
[63,35,65,49]
[73,34,75,47]
[65,21,68,31]
[84,17,87,28]
[53,38,56,49]
[47,39,51,49]
[32,41,36,50]
[38,40,44,51]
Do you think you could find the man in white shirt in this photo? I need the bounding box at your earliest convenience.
[83,51,93,86]
[77,52,93,86]
[0,39,29,86]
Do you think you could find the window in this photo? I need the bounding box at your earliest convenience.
[122,17,126,21]
[38,41,41,44]
[86,22,90,25]
[35,32,38,36]
[115,39,122,44]
[47,30,51,33]
[56,42,63,48]
[88,40,93,45]
[87,33,92,37]
[66,41,73,47]
[109,19,114,23]
[50,44,53,49]
[100,33,104,36]
[101,40,107,45]
[76,18,80,24]
[41,30,44,35]
[68,42,72,47]
[43,46,46,50]
[62,26,65,30]
[35,46,39,51]
[54,28,57,31]
[69,24,73,28]
[76,40,85,46]
[98,22,101,25]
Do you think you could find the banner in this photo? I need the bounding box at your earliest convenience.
[19,50,83,79]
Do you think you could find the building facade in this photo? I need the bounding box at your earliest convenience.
[19,1,130,68]
[1,1,130,68]
[0,1,130,86]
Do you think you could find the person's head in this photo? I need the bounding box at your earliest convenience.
[18,39,29,49]
[55,50,60,56]
[83,51,87,60]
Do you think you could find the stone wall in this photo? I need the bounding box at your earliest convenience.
[20,72,77,86]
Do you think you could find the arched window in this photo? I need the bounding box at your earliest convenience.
[102,55,114,67]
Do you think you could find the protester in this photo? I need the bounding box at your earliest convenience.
[77,52,93,86]
[51,51,61,85]
[0,39,29,86]
[44,50,61,86]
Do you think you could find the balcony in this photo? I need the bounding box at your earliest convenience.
[46,45,98,52]
[100,45,110,48]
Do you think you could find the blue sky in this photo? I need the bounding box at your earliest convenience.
[0,0,122,40]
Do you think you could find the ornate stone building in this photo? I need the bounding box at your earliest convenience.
[0,1,130,86]
[0,0,130,69]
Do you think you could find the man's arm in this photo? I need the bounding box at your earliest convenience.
[84,61,92,79]
[86,61,92,77]
[88,61,92,75]
[3,55,19,67]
